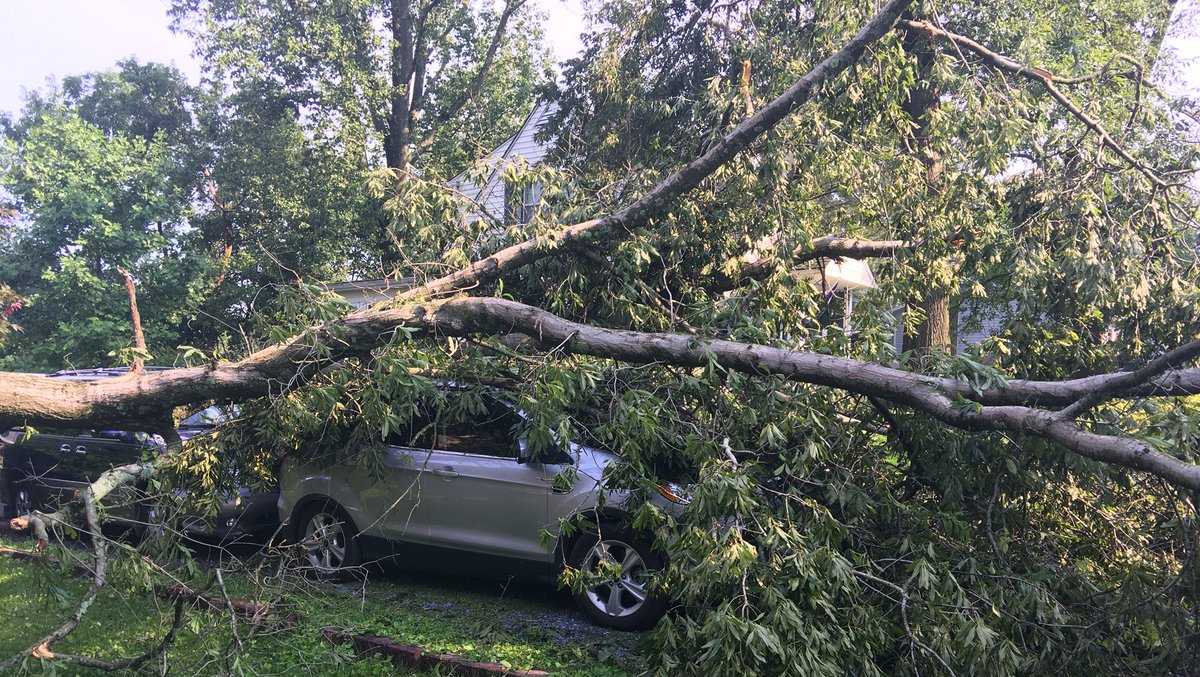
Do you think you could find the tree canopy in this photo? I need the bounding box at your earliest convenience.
[2,0,1200,674]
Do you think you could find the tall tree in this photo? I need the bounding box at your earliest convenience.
[0,62,208,371]
[171,0,554,268]
[4,1,1200,674]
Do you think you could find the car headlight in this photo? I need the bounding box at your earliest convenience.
[656,482,691,505]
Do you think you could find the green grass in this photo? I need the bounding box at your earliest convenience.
[0,534,640,676]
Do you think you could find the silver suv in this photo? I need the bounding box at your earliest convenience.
[277,388,684,630]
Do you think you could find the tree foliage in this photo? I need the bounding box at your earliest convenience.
[531,1,1200,673]
[0,62,207,370]
[2,0,1200,675]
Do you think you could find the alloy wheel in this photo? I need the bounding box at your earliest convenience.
[583,539,649,618]
[303,511,348,572]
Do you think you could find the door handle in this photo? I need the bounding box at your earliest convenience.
[431,465,460,478]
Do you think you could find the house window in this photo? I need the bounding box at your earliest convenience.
[505,181,542,225]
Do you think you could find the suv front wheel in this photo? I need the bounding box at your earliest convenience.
[295,502,362,577]
[568,527,667,631]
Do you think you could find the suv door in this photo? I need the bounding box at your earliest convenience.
[355,442,436,543]
[7,428,153,514]
[346,411,442,544]
[419,401,556,562]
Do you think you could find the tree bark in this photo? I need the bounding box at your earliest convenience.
[909,292,951,354]
[900,17,952,356]
[3,297,1200,489]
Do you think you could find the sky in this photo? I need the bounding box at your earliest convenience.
[0,0,588,116]
[0,0,1194,117]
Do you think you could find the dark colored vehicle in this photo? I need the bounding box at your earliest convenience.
[0,368,277,544]
[172,405,281,544]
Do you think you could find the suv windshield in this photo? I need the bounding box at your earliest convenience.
[180,406,238,428]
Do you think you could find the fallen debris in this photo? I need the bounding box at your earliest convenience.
[0,545,92,577]
[321,627,551,676]
[0,545,49,564]
[158,585,299,628]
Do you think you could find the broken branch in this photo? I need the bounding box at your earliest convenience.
[0,489,107,671]
[390,0,915,303]
[900,19,1166,188]
[116,266,147,374]
[713,235,912,291]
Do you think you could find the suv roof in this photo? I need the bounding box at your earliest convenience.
[48,366,169,380]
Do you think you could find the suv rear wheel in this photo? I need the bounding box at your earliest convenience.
[295,502,361,577]
[568,526,667,631]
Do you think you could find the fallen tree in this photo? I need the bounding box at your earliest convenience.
[1,0,1197,519]
[2,0,1197,672]
[8,295,1200,492]
[0,0,917,433]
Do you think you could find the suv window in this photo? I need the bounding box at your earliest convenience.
[180,405,238,427]
[385,397,522,459]
[433,404,522,458]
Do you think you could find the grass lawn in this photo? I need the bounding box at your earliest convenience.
[0,532,641,676]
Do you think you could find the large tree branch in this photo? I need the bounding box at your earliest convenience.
[370,298,1200,490]
[3,288,1200,428]
[900,19,1167,188]
[434,0,531,124]
[391,0,916,303]
[9,461,157,550]
[7,298,1200,513]
[1054,339,1200,420]
[972,368,1200,407]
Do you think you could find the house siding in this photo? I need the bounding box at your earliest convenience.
[890,303,1009,355]
[447,101,557,223]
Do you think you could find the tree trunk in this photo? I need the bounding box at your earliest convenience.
[909,292,951,354]
[381,0,416,270]
[900,20,953,357]
[4,296,1200,492]
[388,0,414,172]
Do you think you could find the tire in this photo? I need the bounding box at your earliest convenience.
[293,500,362,578]
[568,525,667,631]
[122,499,160,544]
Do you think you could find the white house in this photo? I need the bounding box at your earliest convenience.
[446,100,558,225]
[327,102,557,308]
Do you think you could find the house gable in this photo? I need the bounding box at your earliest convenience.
[447,101,557,224]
